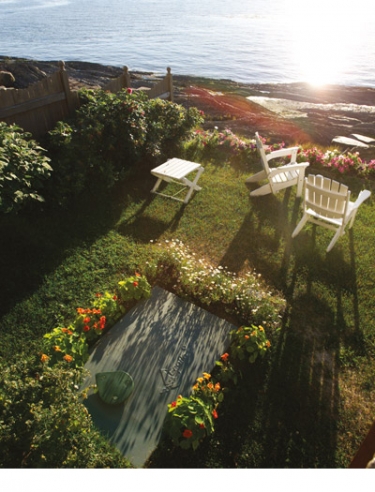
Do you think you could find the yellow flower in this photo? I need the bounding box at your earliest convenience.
[203,372,211,380]
[259,326,264,332]
[192,384,198,391]
[40,354,49,363]
[196,377,204,384]
[53,345,61,352]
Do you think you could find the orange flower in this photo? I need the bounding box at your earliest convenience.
[53,345,61,352]
[212,409,218,419]
[83,316,91,323]
[214,383,221,392]
[67,329,73,335]
[61,327,68,333]
[266,340,271,348]
[99,316,106,330]
[40,354,49,363]
[244,335,250,339]
[76,308,85,314]
[95,293,102,297]
[133,281,139,287]
[207,382,214,390]
[135,272,141,277]
[83,325,90,332]
[221,353,229,361]
[182,429,193,439]
[63,354,73,363]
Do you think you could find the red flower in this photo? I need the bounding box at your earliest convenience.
[171,401,177,408]
[113,295,118,300]
[221,353,229,361]
[133,281,139,287]
[83,316,91,324]
[199,423,205,429]
[212,409,218,419]
[99,316,106,330]
[83,325,90,332]
[95,293,102,297]
[182,429,193,439]
[127,88,133,94]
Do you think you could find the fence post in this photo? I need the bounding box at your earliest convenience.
[58,60,76,112]
[166,67,174,102]
[124,66,131,88]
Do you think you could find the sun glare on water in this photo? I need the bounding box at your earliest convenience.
[283,0,369,86]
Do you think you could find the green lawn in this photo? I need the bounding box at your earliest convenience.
[1,154,375,468]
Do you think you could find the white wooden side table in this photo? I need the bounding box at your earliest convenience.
[150,158,204,204]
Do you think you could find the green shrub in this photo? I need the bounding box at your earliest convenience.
[47,89,203,202]
[0,358,131,468]
[0,122,52,213]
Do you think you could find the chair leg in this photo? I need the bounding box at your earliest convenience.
[245,169,267,183]
[249,183,272,196]
[326,229,344,252]
[292,214,309,238]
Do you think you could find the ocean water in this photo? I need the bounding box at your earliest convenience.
[1,0,375,87]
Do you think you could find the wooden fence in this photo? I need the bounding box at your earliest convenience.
[0,61,79,138]
[0,63,174,138]
[102,66,174,102]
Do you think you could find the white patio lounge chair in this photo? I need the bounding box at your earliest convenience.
[246,132,309,197]
[292,174,371,252]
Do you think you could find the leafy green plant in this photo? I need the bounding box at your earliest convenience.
[214,352,238,386]
[42,326,89,367]
[0,357,131,468]
[229,325,271,363]
[118,274,151,302]
[0,122,52,213]
[92,291,123,325]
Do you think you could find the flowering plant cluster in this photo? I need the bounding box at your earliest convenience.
[74,307,107,341]
[42,326,89,367]
[229,325,271,363]
[185,128,285,163]
[117,273,151,302]
[166,370,224,451]
[146,239,285,329]
[298,146,375,178]
[40,274,151,369]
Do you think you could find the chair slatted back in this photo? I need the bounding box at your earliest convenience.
[305,174,350,220]
[255,132,271,174]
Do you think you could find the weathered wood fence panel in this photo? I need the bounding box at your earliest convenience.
[102,66,174,102]
[0,61,79,137]
[102,66,131,93]
[0,63,174,137]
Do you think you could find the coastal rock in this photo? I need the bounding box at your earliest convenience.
[0,70,15,87]
[1,56,375,150]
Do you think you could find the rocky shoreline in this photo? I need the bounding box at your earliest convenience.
[1,56,375,153]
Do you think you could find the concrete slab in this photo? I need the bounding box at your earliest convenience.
[82,286,236,467]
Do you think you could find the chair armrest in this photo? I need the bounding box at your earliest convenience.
[268,162,309,178]
[353,189,371,208]
[267,147,300,163]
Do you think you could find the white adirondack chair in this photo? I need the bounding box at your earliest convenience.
[246,132,309,197]
[292,174,371,252]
